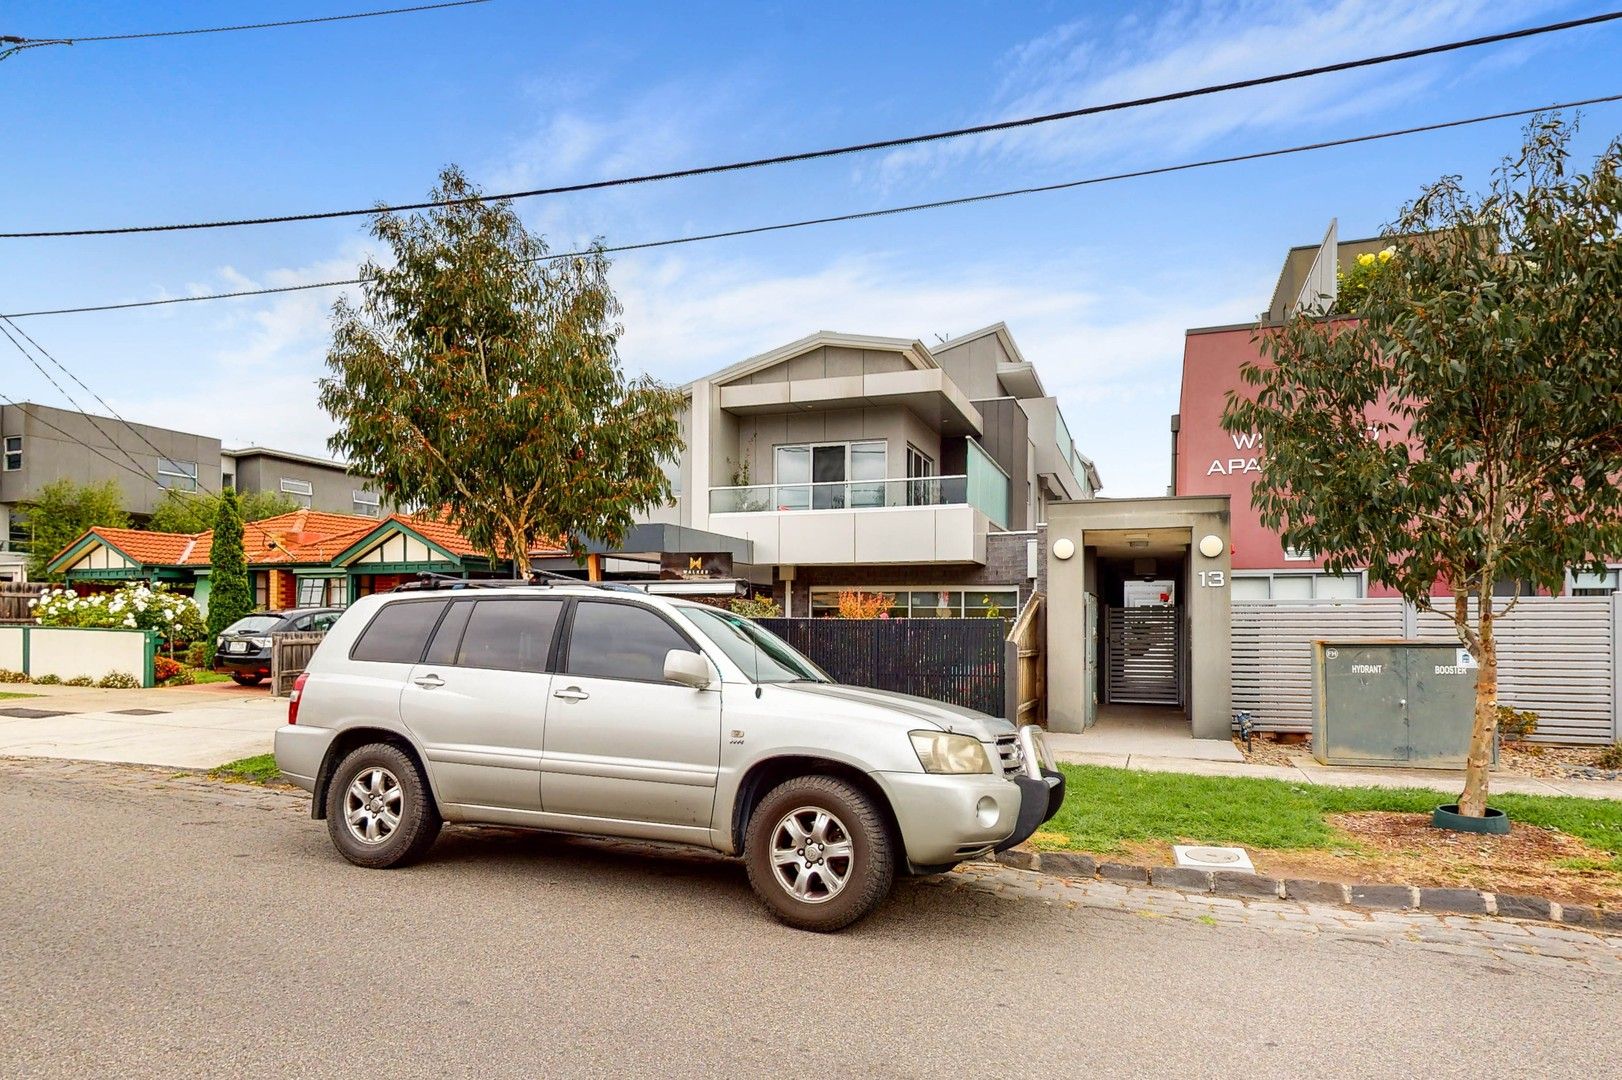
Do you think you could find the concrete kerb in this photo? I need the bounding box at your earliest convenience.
[992,850,1622,934]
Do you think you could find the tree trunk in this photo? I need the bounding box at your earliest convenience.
[1458,607,1497,817]
[511,547,531,580]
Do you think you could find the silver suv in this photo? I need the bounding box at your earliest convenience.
[274,580,1064,931]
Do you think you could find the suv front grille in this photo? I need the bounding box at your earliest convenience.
[995,734,1023,777]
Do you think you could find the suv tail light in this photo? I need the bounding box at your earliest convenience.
[288,672,310,726]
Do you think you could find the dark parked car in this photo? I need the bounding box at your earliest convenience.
[215,608,343,686]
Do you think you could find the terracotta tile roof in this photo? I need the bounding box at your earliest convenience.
[85,526,204,566]
[59,510,565,571]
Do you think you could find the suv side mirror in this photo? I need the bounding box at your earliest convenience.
[664,649,713,689]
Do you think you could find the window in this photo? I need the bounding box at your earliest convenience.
[280,477,314,508]
[906,445,936,505]
[453,599,563,673]
[1571,569,1620,596]
[296,577,348,608]
[157,457,198,491]
[221,472,235,490]
[253,571,269,609]
[564,601,697,682]
[307,612,340,632]
[773,440,887,509]
[352,489,380,517]
[1282,545,1314,562]
[6,512,29,553]
[807,587,1018,619]
[3,435,20,472]
[1230,572,1364,600]
[351,600,448,664]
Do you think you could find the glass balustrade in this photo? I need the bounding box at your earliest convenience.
[709,475,970,514]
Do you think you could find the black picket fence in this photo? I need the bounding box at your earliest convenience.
[756,617,1012,718]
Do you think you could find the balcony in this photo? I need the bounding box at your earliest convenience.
[709,475,970,514]
[706,470,1008,567]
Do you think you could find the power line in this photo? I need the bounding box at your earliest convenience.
[4,91,1618,321]
[1,315,216,495]
[2,2,489,52]
[0,321,163,485]
[6,9,1620,239]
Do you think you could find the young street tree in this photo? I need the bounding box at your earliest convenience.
[319,166,683,578]
[22,478,127,579]
[1224,119,1622,819]
[205,488,253,663]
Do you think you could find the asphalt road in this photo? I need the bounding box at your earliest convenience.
[3,759,1618,1079]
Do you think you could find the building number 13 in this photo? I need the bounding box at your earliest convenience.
[1198,571,1226,588]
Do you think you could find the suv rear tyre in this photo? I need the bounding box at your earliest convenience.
[324,743,442,869]
[745,775,895,932]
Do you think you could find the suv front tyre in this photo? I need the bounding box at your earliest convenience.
[324,743,443,869]
[744,775,895,932]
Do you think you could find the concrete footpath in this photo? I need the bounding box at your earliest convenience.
[1049,735,1622,801]
[0,681,280,769]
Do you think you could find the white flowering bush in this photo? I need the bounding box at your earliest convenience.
[31,582,206,645]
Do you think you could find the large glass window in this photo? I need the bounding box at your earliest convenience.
[157,457,198,491]
[564,601,698,683]
[3,435,20,472]
[773,441,887,510]
[350,600,448,664]
[454,598,563,673]
[296,576,348,607]
[683,607,828,683]
[808,587,1018,619]
[1230,572,1364,600]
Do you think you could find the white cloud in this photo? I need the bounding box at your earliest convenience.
[872,0,1551,186]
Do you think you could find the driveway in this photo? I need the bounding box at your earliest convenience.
[2,758,1618,1079]
[0,682,282,769]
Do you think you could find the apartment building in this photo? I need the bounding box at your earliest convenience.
[631,322,1100,615]
[0,401,382,557]
[222,446,384,518]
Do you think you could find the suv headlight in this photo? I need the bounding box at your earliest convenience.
[909,730,992,775]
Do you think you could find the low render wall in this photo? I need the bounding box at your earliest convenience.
[0,626,157,686]
[1232,596,1619,745]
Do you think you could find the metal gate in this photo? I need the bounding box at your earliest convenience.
[1106,605,1181,705]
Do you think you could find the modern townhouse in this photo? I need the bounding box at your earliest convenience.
[221,446,385,518]
[626,322,1101,616]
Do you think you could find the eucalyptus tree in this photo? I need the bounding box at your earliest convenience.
[1225,119,1622,818]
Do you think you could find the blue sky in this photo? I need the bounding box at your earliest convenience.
[3,0,1620,496]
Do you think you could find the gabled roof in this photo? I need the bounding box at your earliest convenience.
[75,527,203,567]
[933,321,1030,367]
[693,330,938,388]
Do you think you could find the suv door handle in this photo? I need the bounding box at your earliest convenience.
[413,674,445,689]
[553,687,589,702]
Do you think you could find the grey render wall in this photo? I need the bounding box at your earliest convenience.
[0,402,220,518]
[735,345,911,384]
[227,452,380,517]
[931,333,1010,400]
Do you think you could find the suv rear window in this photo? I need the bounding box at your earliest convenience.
[351,600,448,664]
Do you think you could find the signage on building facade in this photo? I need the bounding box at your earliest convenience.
[660,552,734,580]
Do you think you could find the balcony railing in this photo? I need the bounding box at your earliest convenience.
[710,475,970,514]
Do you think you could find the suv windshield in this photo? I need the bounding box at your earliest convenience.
[681,607,829,684]
[223,615,282,634]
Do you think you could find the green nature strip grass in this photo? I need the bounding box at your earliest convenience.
[1045,763,1622,857]
[210,753,282,784]
[189,670,233,684]
[0,691,40,700]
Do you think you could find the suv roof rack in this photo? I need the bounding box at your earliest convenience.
[390,571,644,594]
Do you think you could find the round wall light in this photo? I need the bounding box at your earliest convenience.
[1198,534,1225,559]
[1052,538,1076,561]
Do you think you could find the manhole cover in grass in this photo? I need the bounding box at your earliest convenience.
[1173,845,1255,871]
[0,708,74,719]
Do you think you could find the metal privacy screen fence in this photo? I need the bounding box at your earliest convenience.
[756,617,1011,718]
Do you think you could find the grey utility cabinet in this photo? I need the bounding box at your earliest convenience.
[1311,639,1490,769]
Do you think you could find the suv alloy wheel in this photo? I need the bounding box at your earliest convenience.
[324,743,443,869]
[745,775,894,932]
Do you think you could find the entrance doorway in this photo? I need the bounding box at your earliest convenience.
[1092,535,1190,722]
